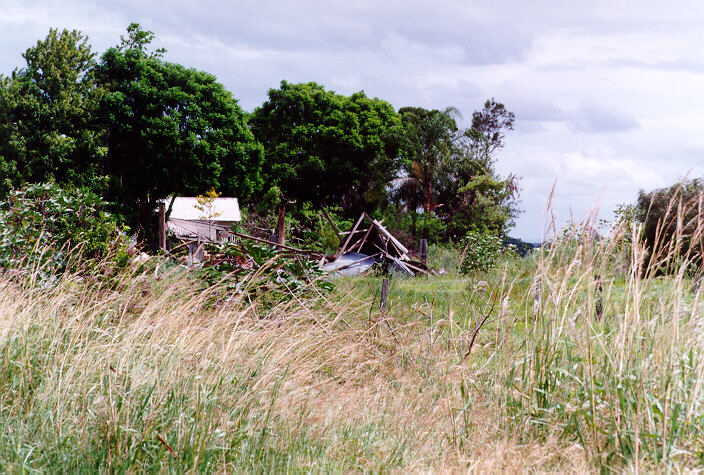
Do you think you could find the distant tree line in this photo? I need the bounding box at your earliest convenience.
[0,24,520,244]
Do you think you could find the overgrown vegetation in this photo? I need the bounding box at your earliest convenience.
[0,24,520,247]
[1,188,704,471]
[198,238,334,303]
[0,182,128,280]
[5,17,704,474]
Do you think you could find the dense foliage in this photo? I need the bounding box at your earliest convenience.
[459,230,516,273]
[0,24,521,248]
[0,29,102,195]
[96,25,263,230]
[636,178,704,272]
[249,81,401,213]
[199,239,334,303]
[389,105,519,241]
[0,182,128,278]
[0,24,262,235]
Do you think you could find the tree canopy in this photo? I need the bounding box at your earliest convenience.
[0,25,522,245]
[0,28,102,195]
[394,107,459,217]
[390,103,518,240]
[0,24,263,233]
[249,81,401,213]
[95,25,263,227]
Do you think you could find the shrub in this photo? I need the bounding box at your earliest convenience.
[637,178,704,274]
[0,182,129,278]
[460,230,515,273]
[427,242,462,273]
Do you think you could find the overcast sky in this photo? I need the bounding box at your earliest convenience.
[2,0,704,241]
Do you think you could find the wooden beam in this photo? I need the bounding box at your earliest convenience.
[158,202,167,251]
[419,238,428,262]
[231,231,323,256]
[321,208,341,242]
[370,217,409,255]
[276,203,286,245]
[354,224,375,252]
[340,214,365,255]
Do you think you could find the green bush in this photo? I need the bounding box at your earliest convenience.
[460,230,515,273]
[416,214,447,242]
[0,182,129,278]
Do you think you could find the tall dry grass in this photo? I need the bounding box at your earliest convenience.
[2,192,704,471]
[0,252,593,472]
[501,194,704,472]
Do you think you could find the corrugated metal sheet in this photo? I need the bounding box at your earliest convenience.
[160,197,241,221]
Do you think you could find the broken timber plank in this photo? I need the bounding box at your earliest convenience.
[369,216,409,255]
[400,260,429,274]
[231,231,323,256]
[354,224,375,252]
[340,214,365,255]
[392,258,415,276]
[321,209,342,241]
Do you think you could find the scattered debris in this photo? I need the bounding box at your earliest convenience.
[322,252,376,276]
[330,213,431,276]
[158,204,432,277]
[230,231,324,258]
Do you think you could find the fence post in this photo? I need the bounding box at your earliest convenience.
[276,203,286,246]
[158,202,167,252]
[595,274,603,320]
[419,238,428,262]
[380,278,389,315]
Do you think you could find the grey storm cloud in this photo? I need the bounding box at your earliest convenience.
[122,0,535,71]
[569,104,640,134]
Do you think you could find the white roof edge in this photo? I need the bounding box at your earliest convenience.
[158,197,241,221]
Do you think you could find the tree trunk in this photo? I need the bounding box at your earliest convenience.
[423,169,433,218]
[158,202,166,251]
[276,203,286,246]
[411,208,417,237]
[423,166,432,238]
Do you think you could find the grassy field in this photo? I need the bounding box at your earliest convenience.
[1,232,704,472]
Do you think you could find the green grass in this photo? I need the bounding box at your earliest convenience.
[2,230,704,471]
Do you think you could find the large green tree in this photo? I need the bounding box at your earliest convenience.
[95,24,263,229]
[436,99,518,239]
[393,106,459,219]
[391,101,518,240]
[0,28,103,195]
[249,81,401,213]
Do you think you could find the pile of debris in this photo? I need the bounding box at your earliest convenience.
[322,213,430,276]
[159,198,430,277]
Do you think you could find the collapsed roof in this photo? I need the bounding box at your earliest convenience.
[334,213,429,276]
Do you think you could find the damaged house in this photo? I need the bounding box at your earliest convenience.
[323,213,429,276]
